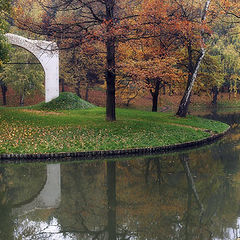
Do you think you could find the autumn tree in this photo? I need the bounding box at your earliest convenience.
[0,0,10,64]
[178,6,240,105]
[175,0,240,115]
[201,17,240,103]
[119,0,238,114]
[218,0,240,19]
[211,40,240,100]
[14,0,140,121]
[60,42,105,100]
[117,39,183,111]
[173,0,212,117]
[116,0,186,112]
[176,46,225,104]
[198,55,225,104]
[123,0,213,116]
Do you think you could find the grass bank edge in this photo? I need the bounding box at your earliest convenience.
[0,106,229,154]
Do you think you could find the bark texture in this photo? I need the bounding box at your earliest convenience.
[19,94,24,106]
[176,0,211,117]
[1,84,7,105]
[212,86,218,105]
[105,0,116,121]
[150,79,160,112]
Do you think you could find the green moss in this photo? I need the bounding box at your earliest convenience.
[29,92,96,111]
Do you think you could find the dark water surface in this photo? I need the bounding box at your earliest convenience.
[2,111,240,239]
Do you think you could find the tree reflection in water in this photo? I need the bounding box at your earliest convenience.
[0,166,14,240]
[3,114,240,239]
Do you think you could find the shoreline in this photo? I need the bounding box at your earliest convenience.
[0,126,230,163]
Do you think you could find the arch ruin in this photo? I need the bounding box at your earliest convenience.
[5,33,59,102]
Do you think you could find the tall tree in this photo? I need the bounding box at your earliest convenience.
[14,0,138,121]
[117,0,185,112]
[131,0,213,115]
[175,0,212,117]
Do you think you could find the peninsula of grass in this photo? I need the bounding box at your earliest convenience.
[0,93,229,155]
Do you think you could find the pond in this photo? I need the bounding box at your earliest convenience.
[1,110,240,240]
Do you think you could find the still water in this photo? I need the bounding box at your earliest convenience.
[2,111,240,240]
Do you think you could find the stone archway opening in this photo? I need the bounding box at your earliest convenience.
[5,33,59,103]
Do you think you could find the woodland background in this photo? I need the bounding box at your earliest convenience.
[0,0,240,116]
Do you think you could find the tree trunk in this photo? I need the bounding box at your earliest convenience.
[212,86,218,105]
[176,48,205,117]
[60,77,65,92]
[168,84,172,96]
[1,84,7,105]
[176,0,211,117]
[75,80,81,98]
[176,78,193,117]
[176,41,195,117]
[150,79,160,112]
[105,0,116,121]
[19,94,24,106]
[85,82,89,101]
[162,84,166,95]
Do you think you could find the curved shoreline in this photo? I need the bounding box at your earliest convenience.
[0,126,230,163]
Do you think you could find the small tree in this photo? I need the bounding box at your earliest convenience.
[117,38,182,112]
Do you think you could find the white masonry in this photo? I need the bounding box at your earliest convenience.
[5,33,59,102]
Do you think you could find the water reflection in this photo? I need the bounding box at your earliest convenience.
[0,167,14,240]
[2,112,240,239]
[13,164,61,216]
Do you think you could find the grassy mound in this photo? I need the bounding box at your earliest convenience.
[31,92,96,111]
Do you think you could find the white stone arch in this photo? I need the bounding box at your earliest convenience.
[5,33,59,102]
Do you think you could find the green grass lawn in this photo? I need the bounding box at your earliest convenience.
[0,105,229,154]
